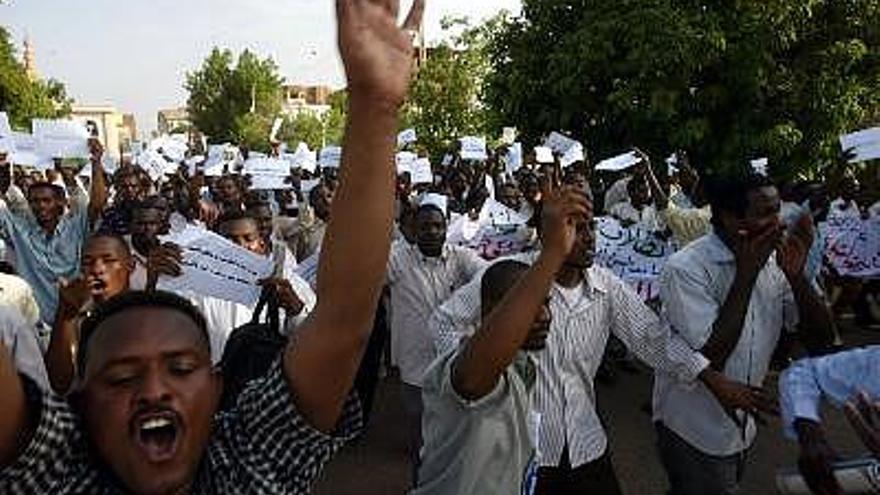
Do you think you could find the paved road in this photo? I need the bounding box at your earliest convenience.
[315,324,876,494]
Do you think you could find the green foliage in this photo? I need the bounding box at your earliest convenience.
[485,0,880,180]
[402,15,506,160]
[185,48,284,152]
[278,89,347,150]
[0,26,72,129]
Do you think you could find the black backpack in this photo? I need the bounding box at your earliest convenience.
[219,286,286,410]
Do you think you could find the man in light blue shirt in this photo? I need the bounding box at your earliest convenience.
[779,346,880,495]
[0,141,107,323]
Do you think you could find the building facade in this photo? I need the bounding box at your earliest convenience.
[70,105,136,159]
[157,107,190,135]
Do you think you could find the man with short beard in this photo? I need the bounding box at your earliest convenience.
[0,139,108,324]
[0,1,424,493]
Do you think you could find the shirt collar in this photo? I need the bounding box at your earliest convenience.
[704,232,736,264]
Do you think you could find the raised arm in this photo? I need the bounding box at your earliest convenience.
[453,187,586,400]
[284,0,425,433]
[0,342,29,469]
[86,138,108,223]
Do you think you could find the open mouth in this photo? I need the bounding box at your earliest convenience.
[87,278,107,295]
[132,411,182,463]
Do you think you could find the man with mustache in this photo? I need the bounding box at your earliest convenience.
[0,1,424,493]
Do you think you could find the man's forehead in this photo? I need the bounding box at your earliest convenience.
[85,308,205,371]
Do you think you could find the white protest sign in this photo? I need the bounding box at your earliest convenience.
[397,128,417,148]
[249,175,293,190]
[501,127,518,146]
[595,151,640,172]
[157,226,274,306]
[544,131,579,154]
[666,154,679,176]
[441,154,453,167]
[459,136,488,161]
[243,157,289,176]
[138,150,176,182]
[410,157,433,185]
[560,142,585,168]
[204,163,226,177]
[10,132,42,167]
[594,216,674,300]
[535,146,554,164]
[479,198,530,226]
[840,127,880,153]
[396,151,417,175]
[822,216,880,278]
[270,117,284,142]
[751,157,768,176]
[503,142,523,174]
[319,146,342,168]
[33,119,90,159]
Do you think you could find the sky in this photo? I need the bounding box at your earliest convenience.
[2,0,521,135]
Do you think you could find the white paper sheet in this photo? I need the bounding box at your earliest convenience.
[33,119,90,159]
[0,112,13,154]
[319,146,342,168]
[544,131,579,154]
[420,193,448,216]
[396,151,417,175]
[270,117,284,142]
[560,142,585,168]
[459,136,488,161]
[595,151,640,171]
[534,146,554,164]
[504,142,523,174]
[397,128,417,148]
[751,157,768,176]
[157,226,274,306]
[410,158,433,185]
[501,127,518,146]
[840,127,880,152]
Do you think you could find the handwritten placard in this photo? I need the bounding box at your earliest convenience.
[459,136,488,161]
[595,151,640,172]
[319,146,342,169]
[822,216,880,278]
[594,216,673,300]
[158,226,274,306]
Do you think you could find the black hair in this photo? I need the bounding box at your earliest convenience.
[704,169,776,223]
[27,181,66,199]
[480,260,530,317]
[416,203,446,219]
[76,291,210,377]
[244,199,272,213]
[308,182,328,207]
[215,208,257,227]
[84,233,132,258]
[133,195,169,212]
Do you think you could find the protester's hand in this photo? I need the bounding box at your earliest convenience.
[701,368,779,425]
[733,219,784,282]
[844,391,880,457]
[540,184,591,262]
[795,419,842,495]
[88,137,104,164]
[197,199,219,227]
[260,278,305,315]
[57,277,91,319]
[777,213,814,282]
[146,243,183,290]
[337,0,425,109]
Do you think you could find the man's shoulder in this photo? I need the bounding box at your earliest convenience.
[665,235,715,272]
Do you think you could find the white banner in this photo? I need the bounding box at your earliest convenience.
[595,216,674,300]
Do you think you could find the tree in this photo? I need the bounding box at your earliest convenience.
[402,16,503,160]
[485,0,880,180]
[0,26,72,129]
[185,48,284,151]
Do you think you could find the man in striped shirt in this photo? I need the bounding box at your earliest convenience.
[430,179,722,493]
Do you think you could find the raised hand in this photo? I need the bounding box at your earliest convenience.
[337,0,425,109]
[777,213,815,282]
[146,243,183,290]
[541,184,591,261]
[58,277,92,318]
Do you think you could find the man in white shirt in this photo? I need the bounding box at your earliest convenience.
[429,181,724,493]
[148,211,316,362]
[654,171,836,495]
[386,196,487,480]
